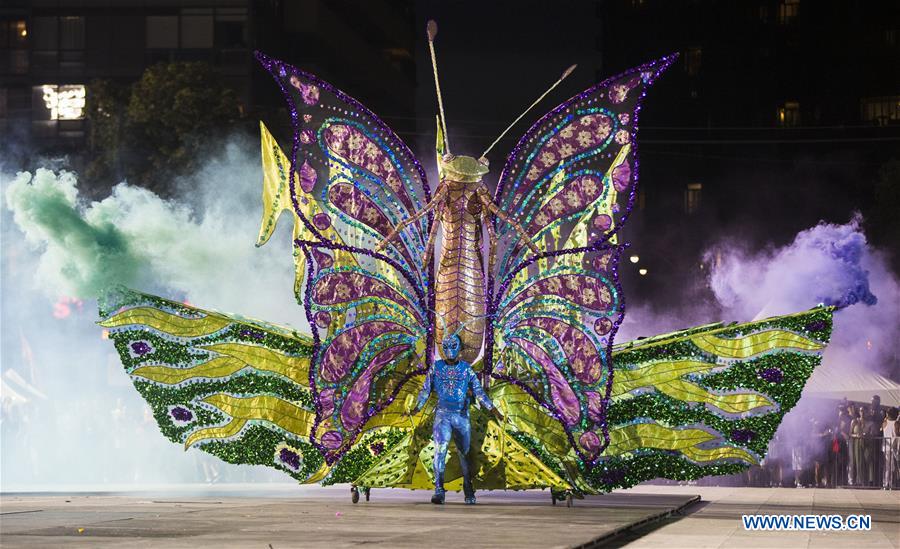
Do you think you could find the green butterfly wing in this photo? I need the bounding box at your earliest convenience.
[98,287,328,483]
[579,305,834,491]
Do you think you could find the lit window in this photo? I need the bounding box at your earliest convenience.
[778,101,800,127]
[684,183,702,215]
[1,21,29,73]
[37,84,86,120]
[684,47,702,76]
[778,0,799,24]
[7,20,28,46]
[860,96,900,126]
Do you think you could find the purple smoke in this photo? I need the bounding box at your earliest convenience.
[707,214,878,319]
[703,214,899,381]
[623,214,899,486]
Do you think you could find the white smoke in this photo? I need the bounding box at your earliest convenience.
[2,135,897,489]
[1,136,303,488]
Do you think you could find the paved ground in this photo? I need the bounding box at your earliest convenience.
[1,485,897,548]
[0,485,696,548]
[615,486,900,549]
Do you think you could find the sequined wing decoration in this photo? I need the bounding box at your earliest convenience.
[256,52,433,465]
[583,306,835,491]
[487,56,677,469]
[98,287,329,483]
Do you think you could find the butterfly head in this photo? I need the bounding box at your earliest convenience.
[439,154,489,183]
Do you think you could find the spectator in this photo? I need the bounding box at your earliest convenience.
[864,404,880,486]
[763,434,780,486]
[812,418,830,487]
[837,407,851,486]
[791,431,807,487]
[883,408,898,489]
[850,405,866,486]
[871,395,883,423]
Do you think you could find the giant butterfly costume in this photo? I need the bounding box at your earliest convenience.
[99,24,835,503]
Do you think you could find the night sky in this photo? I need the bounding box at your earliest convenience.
[4,0,899,306]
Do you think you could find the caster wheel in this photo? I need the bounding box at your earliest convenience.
[364,487,371,501]
[351,486,360,504]
[566,494,574,507]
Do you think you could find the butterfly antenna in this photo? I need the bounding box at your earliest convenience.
[427,20,451,153]
[481,64,577,158]
[427,307,449,334]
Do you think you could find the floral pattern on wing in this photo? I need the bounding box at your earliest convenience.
[485,57,677,470]
[256,52,433,467]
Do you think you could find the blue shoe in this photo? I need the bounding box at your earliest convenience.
[431,471,445,504]
[463,478,475,504]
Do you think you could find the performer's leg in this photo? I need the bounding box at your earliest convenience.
[450,413,476,504]
[432,411,451,504]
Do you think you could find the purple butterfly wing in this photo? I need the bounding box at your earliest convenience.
[257,52,433,464]
[487,55,676,469]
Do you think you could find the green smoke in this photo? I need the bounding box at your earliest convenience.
[4,169,145,298]
[2,142,305,328]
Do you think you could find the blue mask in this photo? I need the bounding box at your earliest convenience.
[441,334,461,361]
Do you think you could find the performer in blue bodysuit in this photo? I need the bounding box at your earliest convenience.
[409,334,503,504]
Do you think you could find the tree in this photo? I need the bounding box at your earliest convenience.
[87,62,241,194]
[85,78,129,188]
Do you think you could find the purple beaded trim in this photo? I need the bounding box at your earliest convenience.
[483,54,676,470]
[256,51,437,464]
[488,243,625,468]
[296,242,431,463]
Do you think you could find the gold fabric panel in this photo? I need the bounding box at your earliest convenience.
[184,394,314,448]
[100,307,230,338]
[184,417,247,449]
[201,343,309,386]
[613,359,773,414]
[692,329,824,359]
[606,422,758,465]
[132,356,245,384]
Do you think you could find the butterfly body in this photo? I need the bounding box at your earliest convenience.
[377,151,537,364]
[433,172,488,364]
